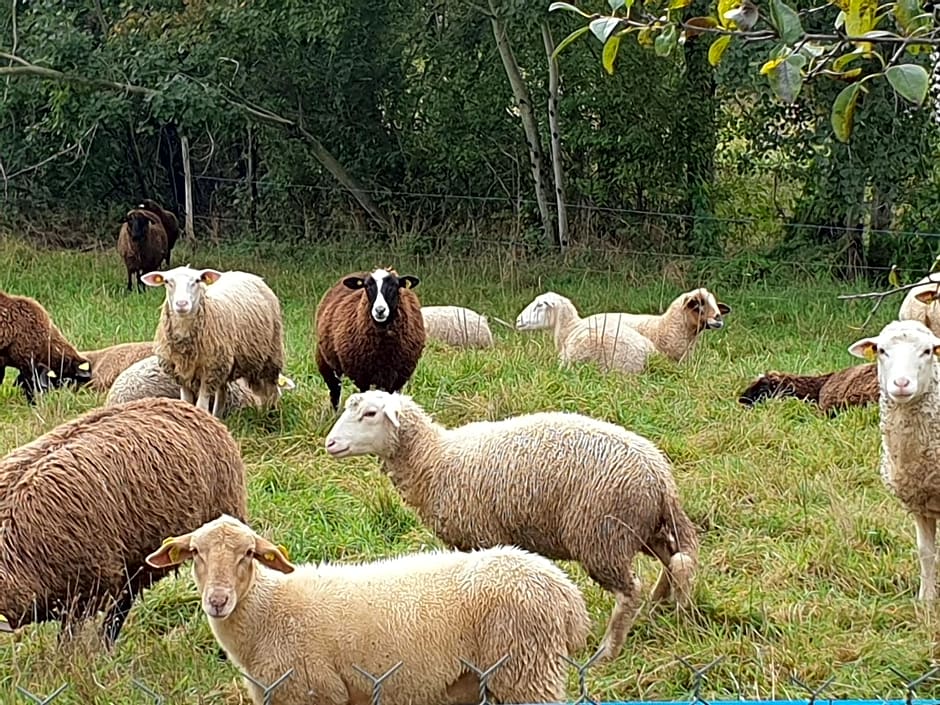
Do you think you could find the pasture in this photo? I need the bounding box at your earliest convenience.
[0,233,937,703]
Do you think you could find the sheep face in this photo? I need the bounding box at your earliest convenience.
[515,292,568,330]
[14,363,59,403]
[127,211,151,242]
[141,266,223,316]
[145,515,293,620]
[325,390,403,458]
[343,268,419,326]
[849,320,940,404]
[737,372,790,406]
[683,288,731,331]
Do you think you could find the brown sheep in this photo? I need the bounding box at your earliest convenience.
[117,208,168,293]
[315,267,426,410]
[738,362,878,415]
[140,198,180,264]
[80,341,155,392]
[0,290,91,402]
[0,397,248,647]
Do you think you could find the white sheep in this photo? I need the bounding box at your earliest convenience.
[899,274,940,336]
[146,514,589,705]
[324,390,698,663]
[421,305,495,348]
[849,319,940,600]
[141,266,286,417]
[515,292,657,374]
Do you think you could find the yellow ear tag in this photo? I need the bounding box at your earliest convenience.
[356,279,364,286]
[277,544,290,560]
[153,275,164,285]
[168,546,181,562]
[78,362,90,371]
[0,614,8,623]
[263,552,275,562]
[46,370,57,379]
[862,347,877,362]
[403,280,411,289]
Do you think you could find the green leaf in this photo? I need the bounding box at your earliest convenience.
[552,25,592,59]
[885,64,930,105]
[654,24,678,57]
[893,0,930,34]
[708,34,732,66]
[717,0,739,27]
[830,82,862,142]
[607,0,626,10]
[769,0,804,43]
[845,0,877,36]
[765,54,804,103]
[669,0,692,8]
[548,2,592,17]
[589,16,622,42]
[602,35,622,74]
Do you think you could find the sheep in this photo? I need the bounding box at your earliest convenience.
[106,354,296,417]
[421,305,494,348]
[0,397,248,647]
[515,292,658,374]
[899,274,940,336]
[737,362,879,415]
[117,208,169,293]
[146,514,589,705]
[141,266,286,418]
[324,390,699,663]
[11,362,59,405]
[0,290,91,402]
[139,198,180,264]
[848,320,940,600]
[80,340,155,392]
[315,268,426,410]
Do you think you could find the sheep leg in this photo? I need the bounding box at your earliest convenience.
[212,386,228,418]
[316,349,343,410]
[101,588,138,649]
[180,386,196,404]
[596,577,642,663]
[126,269,133,293]
[914,514,937,601]
[196,381,214,413]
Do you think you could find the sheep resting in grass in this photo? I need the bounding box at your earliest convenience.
[0,398,248,647]
[516,292,657,374]
[325,390,698,663]
[80,340,155,392]
[849,320,940,600]
[106,354,296,417]
[117,208,168,293]
[147,514,589,705]
[0,290,91,402]
[142,266,286,418]
[139,198,180,264]
[421,305,495,348]
[315,268,426,410]
[737,362,878,415]
[899,275,940,336]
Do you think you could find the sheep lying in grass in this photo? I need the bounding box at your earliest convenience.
[515,292,657,374]
[80,340,155,392]
[421,305,495,348]
[899,275,940,335]
[325,390,698,663]
[147,514,589,705]
[737,362,878,415]
[117,208,168,293]
[849,320,940,600]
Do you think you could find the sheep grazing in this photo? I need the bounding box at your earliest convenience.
[898,275,940,336]
[421,305,494,348]
[147,514,589,705]
[12,363,59,405]
[515,292,657,374]
[315,268,426,410]
[849,320,940,600]
[737,362,878,415]
[80,340,155,392]
[0,397,248,646]
[141,266,286,418]
[325,390,698,662]
[139,198,180,265]
[117,208,169,293]
[106,354,296,417]
[0,290,91,402]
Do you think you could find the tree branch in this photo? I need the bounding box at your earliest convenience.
[839,273,940,330]
[0,62,158,96]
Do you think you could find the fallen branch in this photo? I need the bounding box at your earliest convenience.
[839,272,940,330]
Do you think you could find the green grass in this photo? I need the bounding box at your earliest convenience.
[0,234,938,704]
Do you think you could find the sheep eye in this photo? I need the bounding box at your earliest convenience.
[877,347,885,356]
[362,410,377,419]
[190,547,199,556]
[924,349,932,356]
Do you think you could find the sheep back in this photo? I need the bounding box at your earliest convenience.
[818,363,879,414]
[140,198,180,260]
[560,321,657,374]
[82,341,155,392]
[421,306,493,348]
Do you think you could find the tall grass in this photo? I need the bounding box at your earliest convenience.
[0,235,937,703]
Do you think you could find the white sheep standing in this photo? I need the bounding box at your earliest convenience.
[421,305,496,348]
[141,266,286,417]
[324,390,698,663]
[515,292,658,374]
[849,319,940,600]
[147,514,589,705]
[899,274,940,336]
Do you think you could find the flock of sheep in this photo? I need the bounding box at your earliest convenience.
[2,200,940,705]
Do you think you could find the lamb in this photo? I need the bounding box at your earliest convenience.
[146,514,589,705]
[0,397,247,646]
[737,362,879,415]
[141,266,286,418]
[421,305,495,348]
[325,390,698,663]
[80,340,155,392]
[0,290,91,402]
[899,274,940,335]
[848,320,940,600]
[139,198,180,264]
[515,292,658,374]
[117,208,169,293]
[315,268,426,410]
[106,354,296,417]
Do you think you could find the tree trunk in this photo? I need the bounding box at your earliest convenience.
[181,133,195,242]
[541,21,568,251]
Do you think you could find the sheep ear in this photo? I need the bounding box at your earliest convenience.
[343,276,366,290]
[145,534,195,568]
[848,338,878,361]
[383,402,401,428]
[140,272,166,287]
[0,614,11,633]
[916,290,940,304]
[400,276,420,290]
[253,537,295,574]
[199,269,223,285]
[718,302,731,315]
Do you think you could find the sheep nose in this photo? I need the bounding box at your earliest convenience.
[205,590,232,617]
[894,377,911,389]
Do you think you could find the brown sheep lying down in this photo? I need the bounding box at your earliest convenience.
[737,362,878,415]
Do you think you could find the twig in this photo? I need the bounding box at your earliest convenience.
[839,272,940,330]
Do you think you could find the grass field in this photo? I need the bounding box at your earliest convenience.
[0,233,938,704]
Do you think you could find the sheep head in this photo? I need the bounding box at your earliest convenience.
[141,266,223,317]
[515,292,570,331]
[325,390,405,458]
[849,320,940,405]
[125,210,152,243]
[343,268,420,327]
[681,288,731,332]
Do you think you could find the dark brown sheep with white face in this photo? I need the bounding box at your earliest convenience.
[140,198,180,264]
[0,397,248,647]
[0,290,91,402]
[117,209,168,293]
[315,267,426,410]
[738,362,878,416]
